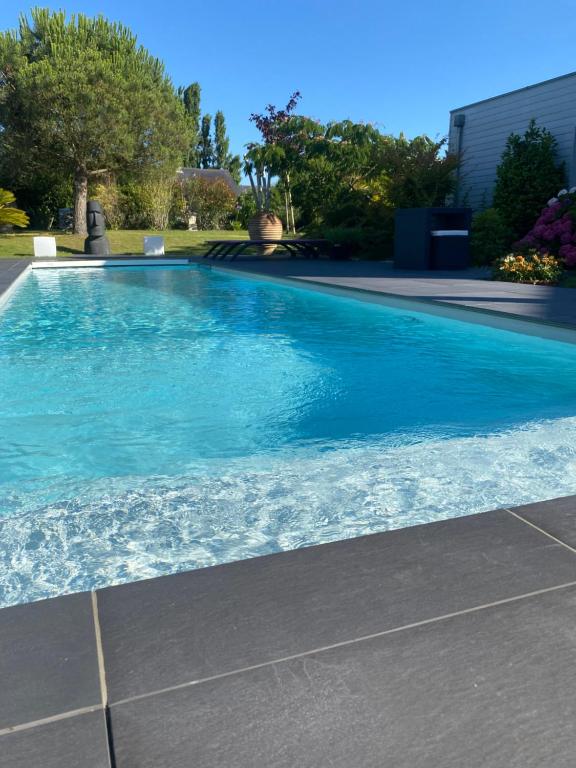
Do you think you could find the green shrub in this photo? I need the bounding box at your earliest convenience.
[140,176,175,230]
[316,226,393,260]
[493,120,566,239]
[4,176,73,229]
[91,180,125,229]
[470,208,513,266]
[120,182,153,229]
[177,177,237,230]
[119,176,175,230]
[234,192,257,228]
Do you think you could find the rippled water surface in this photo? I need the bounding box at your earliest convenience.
[2,265,576,606]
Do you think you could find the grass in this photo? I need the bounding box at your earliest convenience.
[0,229,248,259]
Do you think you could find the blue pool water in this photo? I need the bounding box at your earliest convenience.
[2,265,576,606]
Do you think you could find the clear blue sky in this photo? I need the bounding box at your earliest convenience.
[1,1,575,160]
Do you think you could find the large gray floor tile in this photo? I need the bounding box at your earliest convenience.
[1,710,110,768]
[97,509,576,702]
[511,495,576,549]
[0,592,101,729]
[110,585,576,768]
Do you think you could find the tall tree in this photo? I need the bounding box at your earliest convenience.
[179,82,201,166]
[214,111,230,169]
[199,114,214,169]
[213,110,241,183]
[0,9,190,234]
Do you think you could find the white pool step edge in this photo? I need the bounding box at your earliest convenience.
[31,258,190,269]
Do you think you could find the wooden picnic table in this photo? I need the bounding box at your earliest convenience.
[202,239,331,261]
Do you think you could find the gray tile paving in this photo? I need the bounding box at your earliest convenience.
[109,585,576,768]
[97,509,576,703]
[0,259,29,301]
[0,592,101,729]
[510,495,576,550]
[1,711,111,768]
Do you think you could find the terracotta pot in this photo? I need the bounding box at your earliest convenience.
[248,212,283,256]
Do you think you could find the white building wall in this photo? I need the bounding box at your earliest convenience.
[449,72,576,209]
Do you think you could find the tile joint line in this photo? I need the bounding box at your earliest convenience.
[0,706,101,738]
[506,508,576,556]
[91,591,118,768]
[110,577,576,709]
[91,590,109,707]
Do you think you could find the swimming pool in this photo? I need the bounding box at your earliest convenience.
[2,265,576,606]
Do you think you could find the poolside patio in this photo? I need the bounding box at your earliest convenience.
[2,259,576,767]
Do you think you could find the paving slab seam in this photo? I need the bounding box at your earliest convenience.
[0,705,102,738]
[91,591,109,706]
[107,578,576,708]
[91,591,117,768]
[506,508,576,555]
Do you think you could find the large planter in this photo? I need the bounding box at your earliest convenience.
[248,212,283,256]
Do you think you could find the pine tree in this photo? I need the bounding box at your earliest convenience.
[214,110,241,183]
[0,9,190,234]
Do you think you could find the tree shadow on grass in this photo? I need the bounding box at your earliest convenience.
[57,245,83,255]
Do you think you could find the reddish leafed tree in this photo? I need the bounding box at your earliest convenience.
[248,92,302,231]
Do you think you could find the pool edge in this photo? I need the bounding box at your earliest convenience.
[206,263,576,345]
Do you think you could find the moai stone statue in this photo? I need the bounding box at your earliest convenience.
[84,201,111,256]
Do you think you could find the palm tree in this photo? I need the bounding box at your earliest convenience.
[0,189,29,228]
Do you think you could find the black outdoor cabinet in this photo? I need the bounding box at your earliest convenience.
[394,207,472,270]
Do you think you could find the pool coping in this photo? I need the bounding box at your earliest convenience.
[0,260,32,311]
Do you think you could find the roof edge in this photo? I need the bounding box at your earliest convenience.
[450,70,576,113]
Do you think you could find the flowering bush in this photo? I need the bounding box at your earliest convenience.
[517,188,576,266]
[492,251,563,284]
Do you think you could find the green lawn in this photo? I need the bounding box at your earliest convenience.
[0,229,248,258]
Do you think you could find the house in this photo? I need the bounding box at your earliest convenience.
[449,72,576,210]
[176,167,241,196]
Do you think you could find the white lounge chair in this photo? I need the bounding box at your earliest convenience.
[33,236,57,258]
[144,236,165,256]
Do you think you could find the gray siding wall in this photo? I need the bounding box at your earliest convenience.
[449,73,576,210]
